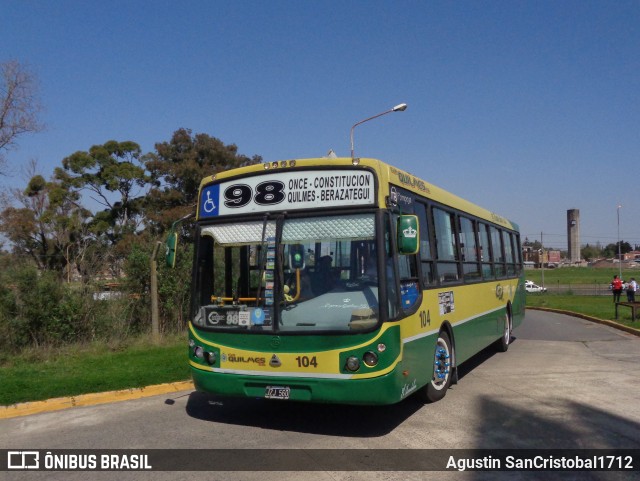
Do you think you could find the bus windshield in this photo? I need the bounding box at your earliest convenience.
[193,213,380,333]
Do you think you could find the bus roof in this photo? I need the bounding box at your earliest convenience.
[200,157,519,231]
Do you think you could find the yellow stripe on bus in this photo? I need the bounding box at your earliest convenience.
[189,322,403,379]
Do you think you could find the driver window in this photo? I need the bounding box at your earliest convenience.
[396,215,421,311]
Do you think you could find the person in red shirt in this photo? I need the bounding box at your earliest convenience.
[611,275,623,303]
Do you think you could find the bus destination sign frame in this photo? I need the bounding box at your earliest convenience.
[199,170,376,218]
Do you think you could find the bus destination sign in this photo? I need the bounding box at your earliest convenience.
[199,170,375,217]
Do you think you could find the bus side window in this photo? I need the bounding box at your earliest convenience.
[433,207,461,284]
[490,226,506,277]
[514,233,523,274]
[503,231,516,276]
[398,247,420,311]
[459,216,481,282]
[389,209,420,312]
[415,202,436,287]
[478,222,494,279]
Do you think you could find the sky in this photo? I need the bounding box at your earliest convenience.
[2,0,639,251]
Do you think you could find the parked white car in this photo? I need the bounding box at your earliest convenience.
[525,280,547,293]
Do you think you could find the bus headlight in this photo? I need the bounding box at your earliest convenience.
[345,356,360,372]
[205,351,217,365]
[363,351,378,367]
[194,346,204,359]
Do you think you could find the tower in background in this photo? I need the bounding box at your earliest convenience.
[567,209,580,264]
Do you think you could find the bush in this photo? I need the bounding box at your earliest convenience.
[158,243,193,332]
[0,267,83,350]
[122,240,192,335]
[0,236,192,355]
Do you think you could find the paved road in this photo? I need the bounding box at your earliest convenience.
[2,310,640,480]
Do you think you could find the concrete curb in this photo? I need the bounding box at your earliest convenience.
[0,380,193,420]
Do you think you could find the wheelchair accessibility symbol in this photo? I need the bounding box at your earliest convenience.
[200,185,219,217]
[203,191,216,213]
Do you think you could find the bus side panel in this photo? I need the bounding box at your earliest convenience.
[397,330,440,397]
[451,280,524,364]
[450,308,505,364]
[512,278,526,330]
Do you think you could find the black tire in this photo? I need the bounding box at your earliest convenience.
[421,331,453,403]
[494,309,512,353]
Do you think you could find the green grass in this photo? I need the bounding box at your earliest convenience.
[525,293,639,325]
[524,266,640,327]
[0,333,189,406]
[525,266,640,285]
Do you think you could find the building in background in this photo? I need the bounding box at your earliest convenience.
[522,246,561,268]
[567,208,581,265]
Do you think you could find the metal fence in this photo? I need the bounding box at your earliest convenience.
[538,282,612,296]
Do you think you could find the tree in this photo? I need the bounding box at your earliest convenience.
[522,238,542,250]
[603,241,633,259]
[581,244,603,262]
[143,128,262,234]
[56,140,148,242]
[0,161,89,273]
[0,60,44,173]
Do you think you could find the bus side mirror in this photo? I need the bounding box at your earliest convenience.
[397,215,419,255]
[165,231,178,268]
[290,244,305,269]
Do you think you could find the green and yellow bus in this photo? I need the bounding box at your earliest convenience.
[188,157,525,404]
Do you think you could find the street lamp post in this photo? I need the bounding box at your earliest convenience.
[541,231,545,288]
[618,204,622,279]
[350,103,407,160]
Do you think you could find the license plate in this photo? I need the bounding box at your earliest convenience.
[265,386,290,400]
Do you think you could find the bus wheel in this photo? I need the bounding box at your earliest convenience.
[495,310,512,353]
[422,331,453,403]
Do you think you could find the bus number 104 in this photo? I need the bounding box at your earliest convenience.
[295,356,318,368]
[420,310,430,328]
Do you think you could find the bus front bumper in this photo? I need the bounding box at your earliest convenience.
[190,365,415,406]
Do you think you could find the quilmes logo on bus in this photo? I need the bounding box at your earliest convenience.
[199,171,375,217]
[221,352,267,366]
[390,167,431,194]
